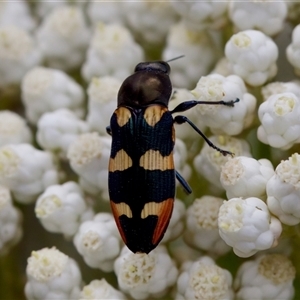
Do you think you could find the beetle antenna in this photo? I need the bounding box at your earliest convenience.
[166,55,185,63]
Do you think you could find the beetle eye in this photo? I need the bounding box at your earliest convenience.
[134,61,170,75]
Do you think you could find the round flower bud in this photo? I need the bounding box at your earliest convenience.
[225,30,278,86]
[257,92,300,149]
[267,153,300,225]
[163,21,217,89]
[194,135,251,189]
[79,279,127,300]
[36,5,90,70]
[176,256,233,300]
[114,246,178,299]
[0,144,59,203]
[22,67,85,124]
[81,23,144,82]
[184,196,230,256]
[229,1,287,36]
[35,181,94,237]
[220,156,274,200]
[37,109,90,156]
[234,254,295,300]
[286,24,300,76]
[191,74,256,135]
[67,133,111,200]
[25,247,82,300]
[86,76,121,135]
[0,185,22,255]
[0,26,42,87]
[218,197,282,258]
[73,213,121,272]
[0,111,32,146]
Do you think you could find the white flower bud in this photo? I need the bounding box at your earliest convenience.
[0,2,36,31]
[194,135,251,189]
[73,213,121,272]
[170,1,228,30]
[229,1,287,36]
[184,196,230,256]
[0,144,59,204]
[37,109,90,156]
[25,247,82,300]
[225,30,278,86]
[35,1,85,18]
[176,256,233,300]
[191,74,256,135]
[0,185,22,255]
[163,21,217,89]
[67,133,111,200]
[79,279,127,300]
[220,157,274,200]
[114,246,178,300]
[286,24,300,76]
[0,26,42,87]
[124,2,178,45]
[234,254,295,300]
[87,2,126,25]
[22,67,85,124]
[86,76,121,135]
[257,92,300,149]
[267,153,300,225]
[218,197,282,258]
[82,23,144,82]
[261,81,300,101]
[0,111,32,146]
[36,6,90,70]
[35,181,94,237]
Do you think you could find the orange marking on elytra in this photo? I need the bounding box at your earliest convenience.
[144,105,168,127]
[139,150,174,171]
[142,198,174,245]
[115,107,131,127]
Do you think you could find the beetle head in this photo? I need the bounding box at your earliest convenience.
[117,61,172,108]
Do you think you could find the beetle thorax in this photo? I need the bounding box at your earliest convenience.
[117,71,172,108]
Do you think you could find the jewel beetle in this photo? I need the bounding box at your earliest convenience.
[107,59,239,254]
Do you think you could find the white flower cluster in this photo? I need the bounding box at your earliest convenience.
[36,5,90,71]
[184,196,230,256]
[191,74,256,135]
[0,1,299,300]
[176,256,233,300]
[163,21,217,88]
[82,23,144,82]
[35,181,93,238]
[0,185,22,255]
[0,26,42,87]
[234,254,295,300]
[0,144,58,203]
[73,212,121,272]
[114,246,178,299]
[225,30,278,86]
[218,197,282,258]
[21,66,85,124]
[257,92,300,149]
[80,279,127,300]
[267,153,300,226]
[25,247,82,300]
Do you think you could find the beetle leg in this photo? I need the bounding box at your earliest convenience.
[174,115,234,157]
[106,126,112,136]
[176,170,192,194]
[170,98,239,114]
